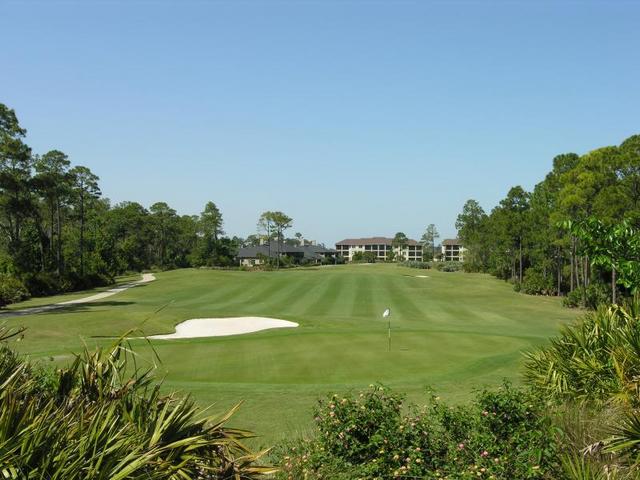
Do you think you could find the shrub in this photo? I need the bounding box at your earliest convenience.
[0,274,29,306]
[278,255,294,267]
[435,261,464,272]
[521,267,555,295]
[22,272,64,296]
[352,251,376,263]
[402,261,432,269]
[562,283,611,309]
[562,288,582,308]
[22,271,114,297]
[276,383,560,479]
[585,283,611,309]
[63,271,113,291]
[321,256,343,265]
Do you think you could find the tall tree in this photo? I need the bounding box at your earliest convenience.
[495,187,530,283]
[244,234,261,247]
[104,202,152,273]
[455,200,487,271]
[270,211,293,268]
[392,232,409,262]
[150,202,177,268]
[0,104,33,272]
[257,211,275,259]
[195,202,224,266]
[612,135,640,226]
[200,201,224,242]
[69,166,100,276]
[34,150,72,275]
[420,224,439,261]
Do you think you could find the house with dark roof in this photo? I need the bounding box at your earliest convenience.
[237,243,337,267]
[335,237,422,262]
[441,238,465,262]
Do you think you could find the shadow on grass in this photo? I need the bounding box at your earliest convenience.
[0,300,137,318]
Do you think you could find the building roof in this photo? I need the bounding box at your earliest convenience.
[304,245,337,254]
[336,237,420,246]
[442,238,463,246]
[237,243,336,259]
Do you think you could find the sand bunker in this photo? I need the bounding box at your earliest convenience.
[149,317,299,339]
[415,275,429,278]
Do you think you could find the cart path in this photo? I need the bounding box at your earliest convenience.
[0,273,156,318]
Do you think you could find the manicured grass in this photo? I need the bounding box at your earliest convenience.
[3,264,578,446]
[2,274,141,310]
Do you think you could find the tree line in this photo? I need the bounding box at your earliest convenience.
[0,103,243,299]
[455,133,640,306]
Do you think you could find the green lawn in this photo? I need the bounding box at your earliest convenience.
[2,264,578,446]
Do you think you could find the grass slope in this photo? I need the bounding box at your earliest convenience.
[3,264,577,445]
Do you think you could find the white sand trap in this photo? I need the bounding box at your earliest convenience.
[415,275,430,278]
[149,317,299,339]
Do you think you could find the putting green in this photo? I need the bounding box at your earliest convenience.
[3,264,578,445]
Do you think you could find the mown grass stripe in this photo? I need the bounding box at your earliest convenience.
[7,264,580,444]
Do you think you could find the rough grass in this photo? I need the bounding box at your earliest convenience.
[2,264,578,446]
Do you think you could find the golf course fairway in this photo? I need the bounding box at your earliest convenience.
[2,264,578,445]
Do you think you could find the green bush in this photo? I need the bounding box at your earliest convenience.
[22,271,113,297]
[352,251,377,263]
[333,255,346,265]
[435,261,464,272]
[402,261,432,269]
[562,289,582,308]
[0,274,29,307]
[276,383,560,479]
[321,256,343,265]
[521,267,555,295]
[64,271,113,291]
[23,272,63,296]
[562,283,611,309]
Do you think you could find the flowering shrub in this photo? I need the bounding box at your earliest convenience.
[276,383,560,479]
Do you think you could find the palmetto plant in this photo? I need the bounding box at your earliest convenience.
[524,299,640,406]
[561,452,623,480]
[0,329,275,479]
[524,300,640,477]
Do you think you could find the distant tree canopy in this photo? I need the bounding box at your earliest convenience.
[455,133,640,306]
[0,102,242,300]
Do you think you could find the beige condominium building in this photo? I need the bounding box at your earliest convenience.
[335,237,423,262]
[441,238,465,262]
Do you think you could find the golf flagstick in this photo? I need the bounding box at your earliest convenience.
[383,308,391,351]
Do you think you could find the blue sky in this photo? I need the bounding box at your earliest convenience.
[1,1,639,244]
